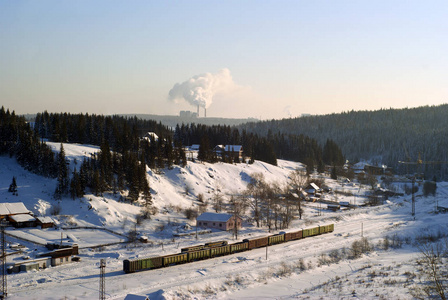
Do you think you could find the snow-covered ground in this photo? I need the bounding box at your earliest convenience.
[0,143,447,299]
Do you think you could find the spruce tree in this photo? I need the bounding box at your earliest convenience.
[8,176,18,195]
[54,143,69,199]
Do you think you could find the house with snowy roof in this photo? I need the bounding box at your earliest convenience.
[196,212,242,231]
[0,202,36,227]
[305,183,322,195]
[0,202,32,218]
[213,145,243,162]
[142,132,159,143]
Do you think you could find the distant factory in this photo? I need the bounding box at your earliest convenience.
[180,105,207,118]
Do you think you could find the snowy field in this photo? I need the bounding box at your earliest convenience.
[1,143,447,299]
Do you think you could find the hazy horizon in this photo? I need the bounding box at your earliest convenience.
[2,1,448,119]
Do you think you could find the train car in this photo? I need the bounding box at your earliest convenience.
[123,256,163,273]
[268,233,285,245]
[123,224,335,274]
[302,226,320,238]
[205,240,228,248]
[163,253,188,267]
[244,236,269,250]
[284,230,303,242]
[187,248,211,262]
[181,244,205,252]
[230,241,248,253]
[319,224,334,234]
[210,245,231,257]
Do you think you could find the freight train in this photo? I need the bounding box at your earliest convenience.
[123,224,334,273]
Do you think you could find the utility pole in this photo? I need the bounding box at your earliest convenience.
[411,177,415,217]
[1,220,7,299]
[99,259,106,300]
[399,153,447,218]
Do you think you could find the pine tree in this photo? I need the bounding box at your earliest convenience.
[69,168,84,199]
[54,143,69,199]
[8,176,18,195]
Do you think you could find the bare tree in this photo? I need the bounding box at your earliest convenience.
[288,168,308,220]
[228,195,246,240]
[415,241,447,300]
[245,173,267,227]
[212,186,224,213]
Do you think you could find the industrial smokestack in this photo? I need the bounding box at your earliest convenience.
[168,69,238,116]
[204,107,206,118]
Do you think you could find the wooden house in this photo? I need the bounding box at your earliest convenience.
[196,212,242,231]
[36,216,55,229]
[9,214,36,228]
[305,183,321,195]
[213,145,243,162]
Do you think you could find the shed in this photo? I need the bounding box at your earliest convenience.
[124,294,149,300]
[327,204,341,212]
[305,183,321,195]
[196,212,242,231]
[20,262,39,272]
[36,216,55,229]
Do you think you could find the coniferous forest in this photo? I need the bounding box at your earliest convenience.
[1,107,338,202]
[240,104,448,179]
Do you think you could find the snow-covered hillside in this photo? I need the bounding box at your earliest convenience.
[1,143,447,299]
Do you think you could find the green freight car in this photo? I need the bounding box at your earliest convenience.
[163,253,188,267]
[187,249,211,261]
[302,226,320,238]
[210,245,231,257]
[268,234,285,245]
[230,242,248,253]
[123,256,163,273]
[319,224,334,234]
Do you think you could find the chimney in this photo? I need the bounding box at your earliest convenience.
[197,104,199,116]
[204,107,207,118]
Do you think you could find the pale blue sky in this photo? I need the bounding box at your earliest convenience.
[1,1,447,119]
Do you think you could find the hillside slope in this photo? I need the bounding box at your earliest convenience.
[1,143,448,299]
[241,104,448,179]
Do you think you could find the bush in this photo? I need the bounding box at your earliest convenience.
[184,207,198,220]
[277,262,292,276]
[350,237,372,259]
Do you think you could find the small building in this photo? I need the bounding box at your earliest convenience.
[305,183,321,195]
[9,214,36,228]
[36,216,55,229]
[364,164,393,176]
[189,144,200,151]
[124,294,149,300]
[196,212,242,231]
[8,257,52,274]
[142,132,159,143]
[213,145,243,161]
[39,245,79,267]
[327,204,341,212]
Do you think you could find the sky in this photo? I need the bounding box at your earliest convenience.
[1,1,448,119]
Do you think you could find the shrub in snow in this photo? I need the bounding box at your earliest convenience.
[350,237,372,259]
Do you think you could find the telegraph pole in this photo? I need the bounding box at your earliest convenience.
[411,177,415,217]
[99,259,106,300]
[1,220,7,299]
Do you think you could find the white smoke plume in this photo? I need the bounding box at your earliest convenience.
[168,68,237,109]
